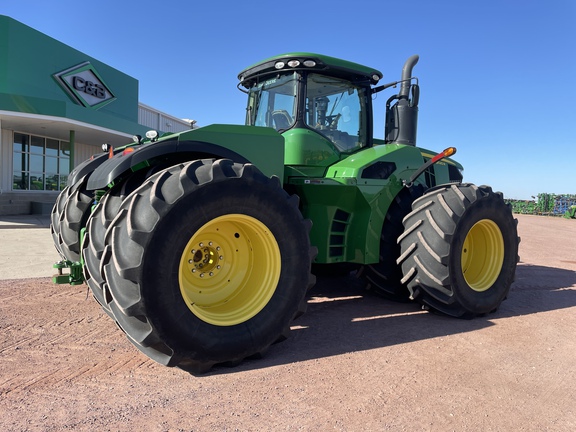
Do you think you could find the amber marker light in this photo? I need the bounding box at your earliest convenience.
[405,147,458,187]
[431,146,457,163]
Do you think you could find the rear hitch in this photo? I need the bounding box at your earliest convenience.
[53,260,84,285]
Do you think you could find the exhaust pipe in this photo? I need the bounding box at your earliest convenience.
[398,55,419,99]
[385,55,420,146]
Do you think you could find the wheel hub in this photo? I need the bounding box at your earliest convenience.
[186,241,224,278]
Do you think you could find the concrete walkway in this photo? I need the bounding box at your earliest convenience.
[0,215,62,279]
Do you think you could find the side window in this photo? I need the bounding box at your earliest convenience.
[305,74,367,152]
[247,73,298,132]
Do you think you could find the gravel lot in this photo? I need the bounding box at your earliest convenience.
[1,214,575,431]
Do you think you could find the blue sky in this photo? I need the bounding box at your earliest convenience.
[3,0,575,199]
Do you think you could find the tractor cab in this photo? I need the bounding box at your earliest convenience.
[238,53,383,163]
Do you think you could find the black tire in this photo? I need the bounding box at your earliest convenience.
[397,183,519,318]
[357,185,425,300]
[83,170,151,317]
[50,175,94,262]
[50,184,69,259]
[101,159,315,373]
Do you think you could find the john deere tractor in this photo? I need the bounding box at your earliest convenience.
[51,53,519,373]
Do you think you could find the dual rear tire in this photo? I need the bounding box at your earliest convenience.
[91,159,315,372]
[50,175,94,262]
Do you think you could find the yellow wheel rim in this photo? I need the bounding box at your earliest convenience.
[461,219,505,292]
[178,214,281,326]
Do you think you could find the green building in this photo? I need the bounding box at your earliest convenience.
[0,15,191,215]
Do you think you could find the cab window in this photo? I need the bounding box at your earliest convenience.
[305,74,367,152]
[246,73,298,132]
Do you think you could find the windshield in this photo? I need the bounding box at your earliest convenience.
[246,73,298,132]
[305,74,367,152]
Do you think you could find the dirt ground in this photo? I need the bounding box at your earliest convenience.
[1,214,575,431]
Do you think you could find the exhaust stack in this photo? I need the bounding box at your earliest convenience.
[385,55,420,146]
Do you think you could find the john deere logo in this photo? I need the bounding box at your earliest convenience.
[54,62,115,109]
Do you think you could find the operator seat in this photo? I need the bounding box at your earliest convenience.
[272,110,292,131]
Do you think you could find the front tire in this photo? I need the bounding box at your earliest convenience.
[397,183,519,318]
[101,159,315,372]
[358,185,424,300]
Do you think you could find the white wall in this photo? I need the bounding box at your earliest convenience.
[0,127,12,193]
[138,103,192,133]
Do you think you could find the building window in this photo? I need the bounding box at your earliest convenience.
[13,132,70,191]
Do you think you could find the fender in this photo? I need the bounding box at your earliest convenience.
[86,139,251,190]
[67,152,108,186]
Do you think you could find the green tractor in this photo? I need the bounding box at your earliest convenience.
[51,53,519,373]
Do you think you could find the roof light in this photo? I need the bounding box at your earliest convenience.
[122,147,135,156]
[287,60,300,68]
[132,134,142,144]
[274,61,285,69]
[303,60,316,67]
[372,74,381,82]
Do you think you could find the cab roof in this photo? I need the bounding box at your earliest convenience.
[238,52,383,88]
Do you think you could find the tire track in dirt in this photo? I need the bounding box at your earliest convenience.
[1,278,157,397]
[1,347,153,396]
[1,313,113,353]
[0,281,87,305]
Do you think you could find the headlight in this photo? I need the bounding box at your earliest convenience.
[145,130,159,141]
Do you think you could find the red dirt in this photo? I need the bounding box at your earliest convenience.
[1,214,575,431]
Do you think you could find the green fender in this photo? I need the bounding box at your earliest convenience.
[86,124,285,190]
